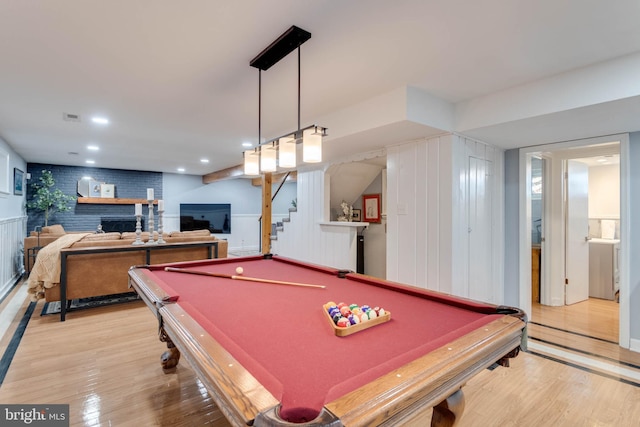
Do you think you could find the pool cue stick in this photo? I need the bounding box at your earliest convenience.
[164,267,326,289]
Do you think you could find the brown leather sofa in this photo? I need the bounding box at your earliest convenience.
[25,225,228,307]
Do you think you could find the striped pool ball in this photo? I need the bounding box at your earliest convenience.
[336,317,350,328]
[348,314,360,325]
[328,308,341,318]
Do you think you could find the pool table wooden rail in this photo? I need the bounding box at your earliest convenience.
[324,315,523,426]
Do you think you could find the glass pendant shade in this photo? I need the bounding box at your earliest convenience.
[260,143,277,172]
[244,150,259,176]
[278,136,296,168]
[303,127,322,163]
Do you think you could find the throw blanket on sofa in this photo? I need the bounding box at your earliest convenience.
[27,233,91,301]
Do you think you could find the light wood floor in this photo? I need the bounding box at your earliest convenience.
[529,298,640,370]
[1,284,640,426]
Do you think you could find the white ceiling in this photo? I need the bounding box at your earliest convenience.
[2,1,640,176]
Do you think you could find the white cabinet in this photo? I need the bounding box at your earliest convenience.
[588,239,620,300]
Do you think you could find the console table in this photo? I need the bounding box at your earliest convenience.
[58,241,219,321]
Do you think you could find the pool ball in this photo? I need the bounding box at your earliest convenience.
[336,317,350,328]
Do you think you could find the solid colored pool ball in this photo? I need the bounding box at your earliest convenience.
[235,267,244,275]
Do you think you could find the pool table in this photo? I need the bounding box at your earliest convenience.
[128,254,526,426]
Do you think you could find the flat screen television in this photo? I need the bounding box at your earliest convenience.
[180,203,231,234]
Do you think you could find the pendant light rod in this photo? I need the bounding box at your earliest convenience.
[298,46,301,131]
[258,69,262,147]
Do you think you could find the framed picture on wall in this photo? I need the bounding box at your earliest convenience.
[352,209,361,222]
[100,183,115,198]
[362,194,381,223]
[89,180,103,197]
[13,168,24,195]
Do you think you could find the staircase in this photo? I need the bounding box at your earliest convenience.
[270,207,296,241]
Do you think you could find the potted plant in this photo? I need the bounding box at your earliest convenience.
[27,170,76,226]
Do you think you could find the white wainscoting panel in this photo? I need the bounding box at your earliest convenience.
[387,134,455,293]
[271,170,359,271]
[0,216,27,297]
[386,134,504,304]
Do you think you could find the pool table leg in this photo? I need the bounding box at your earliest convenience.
[159,327,181,373]
[431,388,465,427]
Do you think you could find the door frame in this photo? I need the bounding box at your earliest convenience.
[519,133,629,348]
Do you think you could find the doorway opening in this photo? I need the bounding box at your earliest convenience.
[520,134,629,352]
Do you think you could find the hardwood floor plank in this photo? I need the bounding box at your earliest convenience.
[530,298,619,342]
[461,353,640,427]
[0,298,231,427]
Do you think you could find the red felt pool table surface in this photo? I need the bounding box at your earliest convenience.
[129,255,526,426]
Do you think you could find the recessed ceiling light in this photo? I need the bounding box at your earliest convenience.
[86,160,95,164]
[242,142,253,148]
[91,117,109,125]
[177,167,186,173]
[87,145,99,151]
[200,158,209,163]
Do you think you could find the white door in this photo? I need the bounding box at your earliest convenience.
[565,160,590,305]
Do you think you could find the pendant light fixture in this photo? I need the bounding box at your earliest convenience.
[260,142,277,172]
[243,149,259,175]
[303,126,323,163]
[278,135,296,168]
[244,26,327,175]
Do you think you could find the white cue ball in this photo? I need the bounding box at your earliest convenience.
[235,267,244,275]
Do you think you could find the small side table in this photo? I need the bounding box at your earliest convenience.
[27,246,42,275]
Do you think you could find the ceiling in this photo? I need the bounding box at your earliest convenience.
[2,1,640,177]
